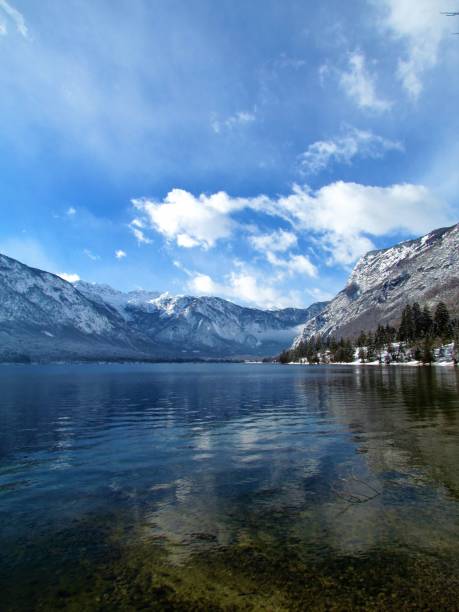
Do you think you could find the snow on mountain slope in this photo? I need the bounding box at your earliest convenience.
[76,281,327,356]
[294,222,459,344]
[0,254,151,361]
[0,254,327,361]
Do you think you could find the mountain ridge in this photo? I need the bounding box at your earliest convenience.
[293,221,459,346]
[0,253,326,361]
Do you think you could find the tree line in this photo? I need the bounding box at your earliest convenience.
[278,301,458,365]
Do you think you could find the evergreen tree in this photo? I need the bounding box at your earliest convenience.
[434,302,451,340]
[421,336,435,365]
[399,304,415,342]
[357,331,367,348]
[412,302,422,338]
[366,332,376,362]
[420,305,433,337]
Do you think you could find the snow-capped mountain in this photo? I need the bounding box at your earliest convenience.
[293,222,459,345]
[0,253,326,361]
[0,253,149,362]
[75,281,326,357]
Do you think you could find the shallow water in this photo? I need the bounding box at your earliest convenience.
[0,363,458,610]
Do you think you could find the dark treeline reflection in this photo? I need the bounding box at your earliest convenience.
[0,364,458,610]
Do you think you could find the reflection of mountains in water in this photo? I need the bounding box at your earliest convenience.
[134,367,459,563]
[1,364,458,566]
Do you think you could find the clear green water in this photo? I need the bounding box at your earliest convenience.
[0,363,458,610]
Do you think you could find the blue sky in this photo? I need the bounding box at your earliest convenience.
[1,0,458,308]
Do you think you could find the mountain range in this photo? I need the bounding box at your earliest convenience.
[293,222,459,346]
[1,221,457,362]
[0,253,324,361]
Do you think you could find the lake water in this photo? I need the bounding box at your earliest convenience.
[1,363,458,610]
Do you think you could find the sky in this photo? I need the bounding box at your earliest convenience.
[0,0,458,309]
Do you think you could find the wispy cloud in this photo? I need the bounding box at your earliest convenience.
[0,0,28,38]
[211,110,256,134]
[299,126,403,175]
[115,249,126,259]
[339,51,391,112]
[378,0,451,99]
[129,218,152,245]
[83,248,100,261]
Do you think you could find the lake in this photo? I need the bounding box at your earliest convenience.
[1,363,458,610]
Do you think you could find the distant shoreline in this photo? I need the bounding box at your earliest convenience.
[284,360,457,367]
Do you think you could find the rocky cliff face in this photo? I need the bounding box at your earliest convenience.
[294,222,459,344]
[0,253,326,361]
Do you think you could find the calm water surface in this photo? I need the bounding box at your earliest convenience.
[0,363,458,610]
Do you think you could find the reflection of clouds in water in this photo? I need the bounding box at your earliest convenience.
[2,364,458,571]
[194,431,212,451]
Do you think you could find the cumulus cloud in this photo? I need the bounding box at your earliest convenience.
[131,189,247,249]
[131,180,451,266]
[58,272,80,283]
[187,269,305,309]
[0,0,28,38]
[115,249,126,259]
[339,51,391,112]
[266,252,317,278]
[378,0,450,99]
[249,229,297,253]
[66,206,76,216]
[299,126,403,175]
[274,181,450,264]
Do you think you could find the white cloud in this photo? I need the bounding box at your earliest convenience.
[131,189,243,249]
[299,126,403,175]
[66,206,76,216]
[379,0,451,99]
[58,272,80,283]
[187,269,305,309]
[0,0,28,38]
[211,110,256,134]
[131,227,151,244]
[131,180,451,266]
[274,181,450,264]
[339,51,391,112]
[115,249,127,259]
[83,248,100,261]
[249,229,297,253]
[129,218,152,244]
[266,252,317,278]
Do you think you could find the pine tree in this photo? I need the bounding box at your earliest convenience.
[434,302,451,340]
[399,304,414,342]
[421,336,435,365]
[412,302,422,339]
[420,305,433,337]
